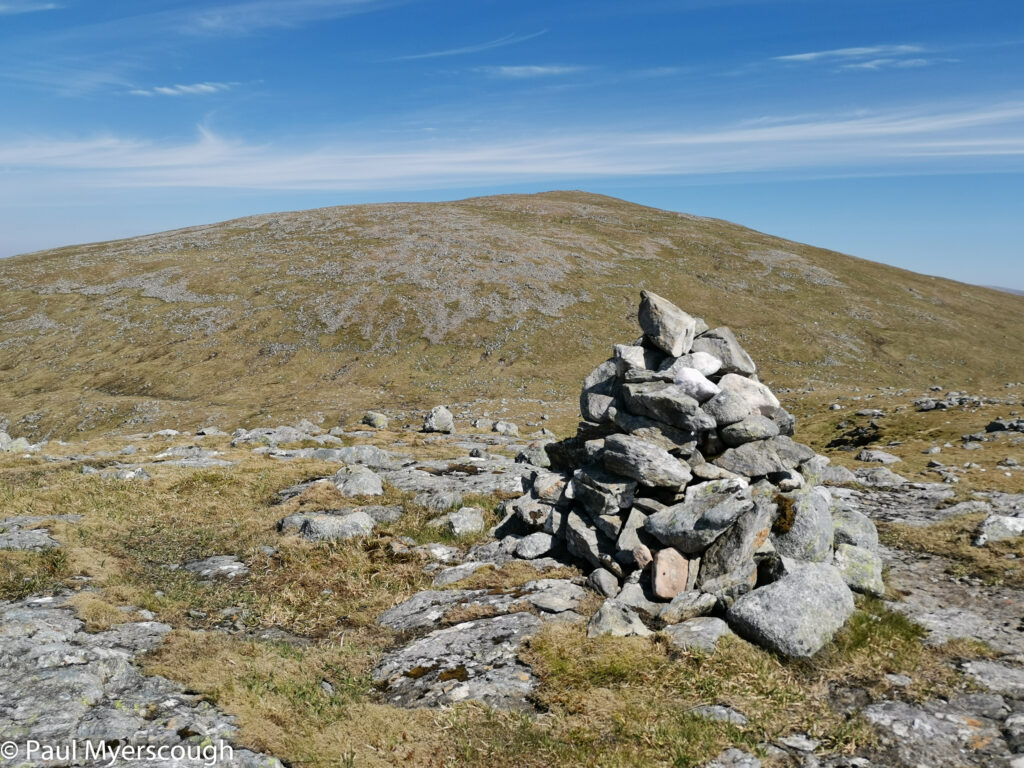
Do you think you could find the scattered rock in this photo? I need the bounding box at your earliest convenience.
[665,616,735,652]
[423,406,455,433]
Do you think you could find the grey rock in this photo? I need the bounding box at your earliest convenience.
[863,698,1009,768]
[587,568,621,598]
[720,415,780,446]
[727,563,854,657]
[587,599,653,638]
[573,465,637,518]
[515,532,554,559]
[423,406,455,433]
[833,543,884,596]
[689,704,747,725]
[614,507,649,567]
[659,350,723,378]
[621,381,717,432]
[614,343,664,375]
[493,420,519,437]
[974,513,1024,546]
[428,507,486,537]
[665,617,735,652]
[638,290,698,357]
[691,327,757,376]
[413,489,464,511]
[566,512,622,577]
[580,359,619,423]
[717,373,780,415]
[855,466,908,488]
[516,441,552,468]
[802,455,859,486]
[700,482,774,582]
[614,580,665,619]
[332,465,384,496]
[432,562,492,586]
[644,478,753,554]
[713,440,788,478]
[659,590,717,624]
[771,486,834,563]
[832,506,879,551]
[702,390,756,427]
[373,612,542,709]
[702,748,761,768]
[608,407,699,454]
[362,411,389,429]
[602,433,692,489]
[300,511,376,541]
[0,596,284,767]
[963,660,1024,697]
[857,448,902,465]
[182,555,249,580]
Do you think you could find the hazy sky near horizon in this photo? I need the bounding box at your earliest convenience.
[1,0,1022,287]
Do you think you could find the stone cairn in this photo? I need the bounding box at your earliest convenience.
[499,291,884,657]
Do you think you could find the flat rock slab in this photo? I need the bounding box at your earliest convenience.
[379,579,586,632]
[0,594,283,767]
[881,546,1024,655]
[372,612,543,710]
[381,459,532,497]
[830,484,960,527]
[0,515,80,551]
[863,698,1009,767]
[181,555,250,580]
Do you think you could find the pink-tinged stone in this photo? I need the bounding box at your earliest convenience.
[653,548,689,599]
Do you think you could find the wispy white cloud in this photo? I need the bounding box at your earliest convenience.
[388,30,547,61]
[774,45,925,62]
[0,1,60,15]
[840,57,943,71]
[1,101,1022,193]
[478,65,585,79]
[182,0,409,35]
[130,82,234,97]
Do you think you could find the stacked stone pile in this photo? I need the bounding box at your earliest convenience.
[497,291,882,657]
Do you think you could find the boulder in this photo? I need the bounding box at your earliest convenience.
[974,514,1024,546]
[580,359,619,423]
[587,599,653,638]
[638,290,699,357]
[301,511,376,541]
[771,486,834,563]
[659,590,717,625]
[515,532,555,559]
[428,507,486,538]
[713,440,788,478]
[699,483,774,583]
[857,448,901,465]
[565,512,622,577]
[621,382,716,432]
[587,568,621,598]
[690,327,756,376]
[832,506,879,551]
[702,390,755,427]
[608,408,698,454]
[644,478,753,554]
[834,543,885,596]
[332,465,384,497]
[362,411,389,429]
[664,617,735,653]
[573,465,637,518]
[423,406,455,433]
[720,415,780,447]
[716,373,780,415]
[602,433,692,489]
[726,563,854,658]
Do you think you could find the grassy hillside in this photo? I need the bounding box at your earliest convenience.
[2,191,1022,439]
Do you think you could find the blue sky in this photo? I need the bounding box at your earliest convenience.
[1,0,1022,287]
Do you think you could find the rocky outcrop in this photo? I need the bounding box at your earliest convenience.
[493,291,873,657]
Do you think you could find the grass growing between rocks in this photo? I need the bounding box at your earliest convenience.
[880,515,1024,588]
[0,548,70,601]
[432,596,966,768]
